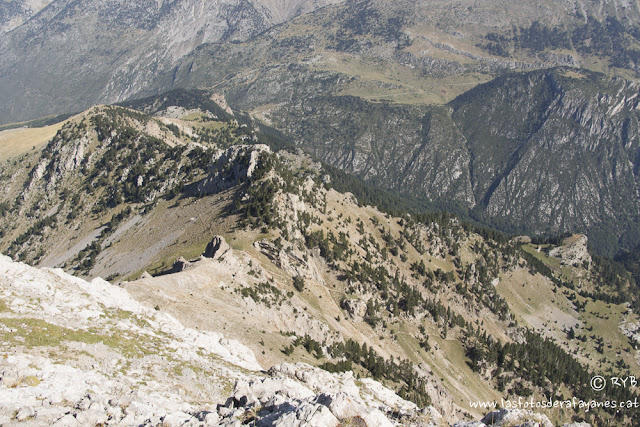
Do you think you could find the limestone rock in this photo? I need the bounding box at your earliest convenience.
[549,234,591,268]
[340,298,367,320]
[15,406,35,421]
[481,409,554,427]
[204,235,230,259]
[162,411,192,426]
[173,256,191,272]
[254,239,325,285]
[318,392,366,420]
[53,414,80,426]
[196,145,272,196]
[215,362,436,426]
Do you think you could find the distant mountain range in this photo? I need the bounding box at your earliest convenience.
[2,0,640,125]
[2,0,640,255]
[0,0,343,123]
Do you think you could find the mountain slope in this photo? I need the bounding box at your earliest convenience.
[269,68,640,256]
[1,92,639,425]
[0,254,438,426]
[3,0,640,125]
[0,0,343,124]
[0,0,53,33]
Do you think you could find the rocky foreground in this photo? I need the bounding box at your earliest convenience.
[0,255,583,426]
[0,255,440,426]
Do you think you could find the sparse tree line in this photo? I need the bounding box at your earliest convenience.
[478,17,640,70]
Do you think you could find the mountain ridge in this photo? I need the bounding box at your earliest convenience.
[3,0,640,125]
[1,93,639,425]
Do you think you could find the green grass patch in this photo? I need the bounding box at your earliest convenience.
[394,329,423,364]
[196,120,226,130]
[144,237,211,276]
[0,317,159,358]
[180,112,205,121]
[578,299,636,373]
[428,338,501,412]
[521,244,562,271]
[0,112,75,132]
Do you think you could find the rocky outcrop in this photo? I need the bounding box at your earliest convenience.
[172,256,191,272]
[341,298,367,320]
[0,254,261,425]
[481,409,553,427]
[195,145,272,196]
[203,235,230,259]
[619,310,640,365]
[220,363,440,426]
[549,235,591,268]
[0,255,439,426]
[254,239,325,285]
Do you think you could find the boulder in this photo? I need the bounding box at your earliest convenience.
[361,409,393,427]
[172,256,190,272]
[74,409,108,426]
[317,393,364,420]
[15,406,35,421]
[52,414,80,426]
[162,411,192,427]
[204,235,230,259]
[203,411,220,425]
[305,404,339,427]
[340,299,367,320]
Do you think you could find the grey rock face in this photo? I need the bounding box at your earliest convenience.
[0,0,343,124]
[271,98,476,207]
[272,68,640,254]
[549,235,591,268]
[340,298,367,320]
[453,70,640,246]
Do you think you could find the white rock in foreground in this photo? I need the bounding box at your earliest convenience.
[453,408,555,427]
[0,255,438,426]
